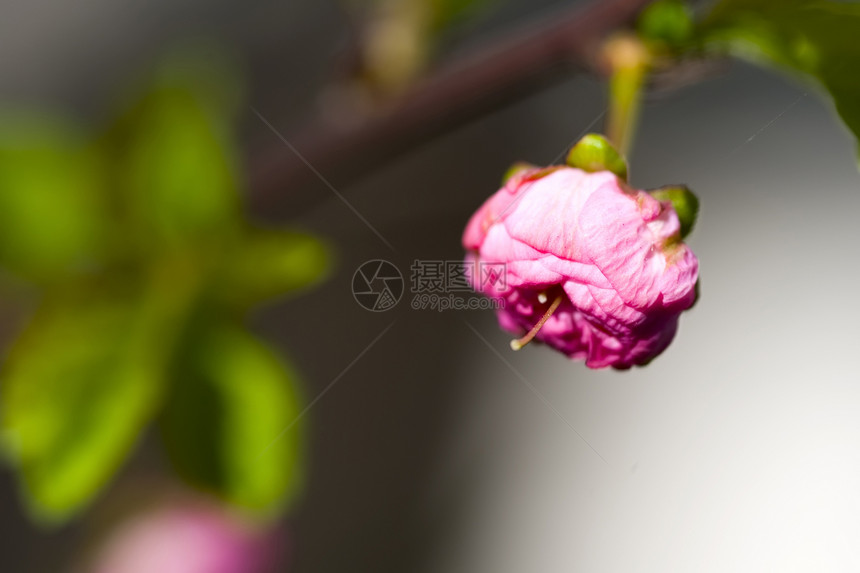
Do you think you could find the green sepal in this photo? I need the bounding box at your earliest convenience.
[649,184,700,238]
[565,134,629,181]
[501,162,536,184]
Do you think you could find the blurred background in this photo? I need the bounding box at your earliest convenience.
[2,0,860,571]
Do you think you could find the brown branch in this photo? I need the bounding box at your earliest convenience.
[249,0,654,216]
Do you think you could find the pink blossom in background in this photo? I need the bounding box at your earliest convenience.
[463,166,698,369]
[87,501,280,573]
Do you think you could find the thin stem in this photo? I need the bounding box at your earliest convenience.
[604,34,651,156]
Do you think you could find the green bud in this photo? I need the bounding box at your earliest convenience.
[565,133,628,181]
[637,0,694,49]
[649,185,699,238]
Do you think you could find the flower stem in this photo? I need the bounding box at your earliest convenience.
[604,34,651,157]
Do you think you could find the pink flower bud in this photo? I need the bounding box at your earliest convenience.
[87,501,279,573]
[463,165,698,369]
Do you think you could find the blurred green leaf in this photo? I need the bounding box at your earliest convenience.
[701,0,860,157]
[0,112,107,280]
[214,229,332,307]
[113,59,241,251]
[0,289,168,522]
[0,47,328,526]
[160,324,305,516]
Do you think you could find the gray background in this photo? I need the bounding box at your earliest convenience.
[2,0,859,571]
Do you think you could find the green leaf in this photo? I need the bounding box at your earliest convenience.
[649,185,700,238]
[0,290,167,522]
[566,133,629,180]
[160,324,305,517]
[701,0,860,157]
[214,229,332,307]
[113,57,242,251]
[0,111,107,281]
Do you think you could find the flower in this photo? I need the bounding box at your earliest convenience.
[463,164,698,369]
[87,499,281,573]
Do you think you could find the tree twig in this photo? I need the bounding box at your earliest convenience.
[249,0,654,216]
